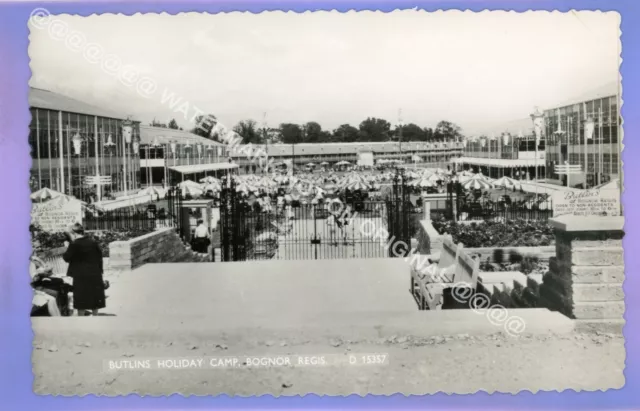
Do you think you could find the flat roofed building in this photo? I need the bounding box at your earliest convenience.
[229,141,464,174]
[139,125,237,185]
[543,80,620,189]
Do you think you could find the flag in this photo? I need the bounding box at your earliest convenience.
[534,116,544,145]
[480,138,486,148]
[503,133,510,146]
[122,125,133,144]
[585,117,595,140]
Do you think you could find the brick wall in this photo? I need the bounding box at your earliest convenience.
[538,216,624,331]
[109,228,210,271]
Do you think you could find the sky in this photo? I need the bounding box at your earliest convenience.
[29,10,620,136]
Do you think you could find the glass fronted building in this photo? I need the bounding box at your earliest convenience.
[455,117,546,179]
[139,125,236,186]
[543,81,620,188]
[29,88,141,202]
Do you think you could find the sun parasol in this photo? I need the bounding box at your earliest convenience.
[409,177,436,188]
[178,180,202,189]
[202,182,221,193]
[235,182,253,194]
[30,187,71,202]
[492,176,520,189]
[199,176,220,184]
[462,177,493,190]
[428,173,444,182]
[181,185,204,198]
[343,180,370,191]
[335,161,351,166]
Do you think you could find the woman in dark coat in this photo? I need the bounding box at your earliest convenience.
[62,223,106,316]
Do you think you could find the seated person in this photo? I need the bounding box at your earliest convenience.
[30,255,61,316]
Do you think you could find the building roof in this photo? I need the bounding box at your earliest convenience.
[453,157,543,168]
[546,81,619,110]
[140,125,225,147]
[169,163,238,174]
[229,141,463,158]
[29,87,131,120]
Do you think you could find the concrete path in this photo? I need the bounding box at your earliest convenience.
[102,258,416,318]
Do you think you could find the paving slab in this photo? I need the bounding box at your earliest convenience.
[104,258,417,320]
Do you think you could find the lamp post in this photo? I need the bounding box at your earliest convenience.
[584,115,595,187]
[530,107,545,194]
[122,120,133,196]
[552,110,566,187]
[71,131,82,198]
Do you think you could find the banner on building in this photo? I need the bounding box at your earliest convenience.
[31,197,83,232]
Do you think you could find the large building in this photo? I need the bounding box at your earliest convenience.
[139,125,235,186]
[543,81,620,188]
[455,117,545,179]
[456,81,621,189]
[29,88,141,202]
[29,88,237,201]
[230,141,464,174]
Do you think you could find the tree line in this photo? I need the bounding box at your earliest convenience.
[153,116,463,146]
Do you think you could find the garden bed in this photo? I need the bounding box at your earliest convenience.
[431,217,554,248]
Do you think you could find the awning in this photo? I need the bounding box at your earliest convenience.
[453,157,544,168]
[169,163,239,174]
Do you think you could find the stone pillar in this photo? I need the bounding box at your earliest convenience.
[423,202,431,221]
[541,216,624,331]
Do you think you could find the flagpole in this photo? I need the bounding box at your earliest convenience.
[584,101,588,187]
[599,106,603,185]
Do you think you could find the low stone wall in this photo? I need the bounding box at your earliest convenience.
[109,227,210,271]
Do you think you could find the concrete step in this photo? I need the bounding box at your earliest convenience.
[575,319,625,334]
[479,271,528,290]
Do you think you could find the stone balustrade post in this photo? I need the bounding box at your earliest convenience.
[541,216,624,331]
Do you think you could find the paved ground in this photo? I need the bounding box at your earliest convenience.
[32,259,625,396]
[102,259,417,318]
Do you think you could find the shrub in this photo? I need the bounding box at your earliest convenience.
[431,217,554,248]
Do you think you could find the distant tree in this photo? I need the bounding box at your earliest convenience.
[302,122,323,143]
[358,117,391,142]
[319,130,332,143]
[191,114,217,138]
[434,120,463,142]
[279,123,303,144]
[233,119,263,144]
[423,127,434,142]
[168,119,179,130]
[398,123,425,142]
[150,119,167,128]
[333,124,359,142]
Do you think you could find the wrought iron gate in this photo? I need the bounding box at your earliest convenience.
[219,170,410,262]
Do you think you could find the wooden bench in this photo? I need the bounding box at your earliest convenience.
[39,246,68,276]
[410,235,480,310]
